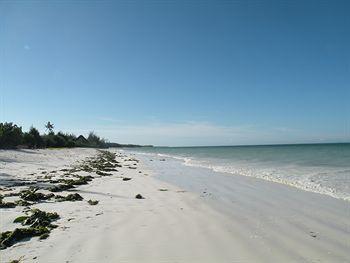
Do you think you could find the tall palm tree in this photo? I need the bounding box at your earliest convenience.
[45,121,54,134]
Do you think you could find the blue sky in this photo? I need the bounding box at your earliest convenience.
[1,1,349,146]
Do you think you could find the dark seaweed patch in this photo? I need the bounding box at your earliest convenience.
[55,193,83,202]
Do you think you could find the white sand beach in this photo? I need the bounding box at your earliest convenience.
[0,148,349,262]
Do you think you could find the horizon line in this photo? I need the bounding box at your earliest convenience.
[144,141,350,148]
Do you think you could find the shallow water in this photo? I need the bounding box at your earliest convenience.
[126,143,350,201]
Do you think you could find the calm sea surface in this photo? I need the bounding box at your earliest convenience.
[127,143,350,201]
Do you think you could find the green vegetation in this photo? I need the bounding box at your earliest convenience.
[57,175,94,186]
[87,132,106,148]
[20,188,54,202]
[0,123,23,149]
[1,209,59,249]
[23,127,44,148]
[96,171,113,176]
[0,227,49,249]
[0,150,125,251]
[0,122,107,149]
[55,193,83,202]
[49,183,76,192]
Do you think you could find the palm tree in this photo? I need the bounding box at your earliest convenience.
[45,121,54,134]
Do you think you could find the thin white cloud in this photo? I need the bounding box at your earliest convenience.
[77,121,299,146]
[68,120,347,146]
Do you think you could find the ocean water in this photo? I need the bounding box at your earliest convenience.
[127,143,350,201]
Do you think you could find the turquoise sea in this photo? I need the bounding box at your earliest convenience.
[127,143,350,201]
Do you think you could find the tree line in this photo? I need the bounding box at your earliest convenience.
[0,122,106,149]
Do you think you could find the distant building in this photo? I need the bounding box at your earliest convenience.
[75,135,88,144]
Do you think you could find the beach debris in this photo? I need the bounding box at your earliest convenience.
[3,192,21,197]
[39,233,50,240]
[122,177,132,181]
[55,193,83,202]
[0,201,16,208]
[96,171,112,176]
[16,208,59,228]
[103,167,120,171]
[8,256,24,263]
[87,200,99,205]
[85,151,121,172]
[124,158,138,162]
[159,159,166,161]
[20,188,54,202]
[49,184,75,192]
[57,175,93,186]
[7,180,36,187]
[0,227,49,249]
[80,165,94,173]
[1,209,59,249]
[128,167,137,170]
[135,194,145,199]
[309,231,317,238]
[158,188,168,191]
[0,195,16,208]
[13,216,28,223]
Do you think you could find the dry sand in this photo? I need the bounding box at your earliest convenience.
[0,148,349,262]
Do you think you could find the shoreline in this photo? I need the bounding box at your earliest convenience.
[125,147,350,202]
[1,148,349,262]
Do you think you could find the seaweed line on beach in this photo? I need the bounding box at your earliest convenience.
[0,150,127,250]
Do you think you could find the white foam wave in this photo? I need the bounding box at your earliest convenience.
[131,151,349,202]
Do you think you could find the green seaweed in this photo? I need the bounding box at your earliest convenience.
[58,175,93,186]
[13,216,29,223]
[96,171,112,176]
[0,227,49,249]
[87,200,99,205]
[122,177,132,181]
[55,193,83,202]
[14,200,33,206]
[20,188,54,202]
[0,201,16,208]
[39,233,50,240]
[49,184,75,192]
[19,209,59,228]
[135,194,145,199]
[101,167,119,172]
